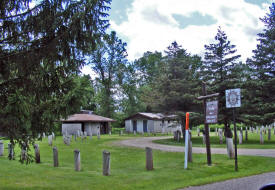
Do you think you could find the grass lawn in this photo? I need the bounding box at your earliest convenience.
[154,131,275,149]
[0,135,275,190]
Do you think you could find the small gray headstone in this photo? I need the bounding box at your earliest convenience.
[0,141,4,156]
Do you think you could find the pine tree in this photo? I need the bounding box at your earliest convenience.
[202,27,241,130]
[246,3,275,125]
[0,0,110,162]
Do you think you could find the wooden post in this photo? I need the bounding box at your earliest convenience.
[0,141,4,156]
[53,147,59,167]
[103,150,111,176]
[74,149,81,171]
[145,147,153,170]
[8,143,14,160]
[34,144,40,163]
[202,83,212,165]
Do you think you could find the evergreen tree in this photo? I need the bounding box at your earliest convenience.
[0,0,110,162]
[246,3,275,125]
[202,27,241,131]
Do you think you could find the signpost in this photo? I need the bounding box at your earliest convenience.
[206,101,218,124]
[226,88,241,171]
[184,112,189,169]
[197,82,219,166]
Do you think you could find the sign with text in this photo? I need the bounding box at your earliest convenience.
[226,89,241,108]
[206,101,218,124]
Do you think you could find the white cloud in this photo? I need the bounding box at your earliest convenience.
[110,0,269,61]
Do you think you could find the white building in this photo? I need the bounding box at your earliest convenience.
[124,112,178,133]
[61,110,115,135]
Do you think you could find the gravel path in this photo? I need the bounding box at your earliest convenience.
[116,136,275,157]
[115,136,275,190]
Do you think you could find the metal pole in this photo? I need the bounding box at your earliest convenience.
[202,83,212,166]
[233,108,238,171]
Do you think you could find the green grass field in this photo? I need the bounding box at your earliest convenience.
[154,131,275,149]
[1,135,275,190]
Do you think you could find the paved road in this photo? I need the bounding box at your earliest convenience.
[116,136,275,190]
[116,136,275,157]
[181,172,275,190]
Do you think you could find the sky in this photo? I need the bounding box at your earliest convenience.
[82,0,272,75]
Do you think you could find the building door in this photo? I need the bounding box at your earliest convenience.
[143,120,148,132]
[133,120,137,132]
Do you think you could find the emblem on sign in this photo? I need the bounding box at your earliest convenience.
[226,89,241,108]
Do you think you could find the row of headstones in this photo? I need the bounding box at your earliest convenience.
[197,126,274,145]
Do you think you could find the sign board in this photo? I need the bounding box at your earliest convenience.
[206,101,218,124]
[226,89,241,108]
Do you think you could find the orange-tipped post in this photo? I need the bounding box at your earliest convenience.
[186,112,189,130]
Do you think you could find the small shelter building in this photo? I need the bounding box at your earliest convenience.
[124,112,178,133]
[61,110,115,135]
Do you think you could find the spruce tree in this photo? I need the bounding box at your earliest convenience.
[246,3,275,125]
[202,27,241,131]
[0,0,110,162]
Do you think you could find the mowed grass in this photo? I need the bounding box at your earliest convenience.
[1,135,275,190]
[154,131,275,149]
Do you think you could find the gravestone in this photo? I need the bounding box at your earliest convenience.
[0,141,4,156]
[8,143,14,160]
[77,130,80,137]
[43,132,46,138]
[134,130,136,136]
[102,150,110,176]
[260,128,264,144]
[240,127,243,140]
[245,127,248,141]
[74,149,81,171]
[256,127,259,134]
[53,147,59,167]
[226,137,234,159]
[188,132,192,162]
[202,133,206,144]
[268,127,271,140]
[218,129,223,144]
[97,131,100,140]
[52,132,55,140]
[109,131,112,135]
[120,130,123,136]
[197,128,200,136]
[145,147,153,170]
[238,131,242,144]
[48,135,53,146]
[34,144,40,163]
[21,148,27,161]
[215,128,218,136]
[90,132,93,140]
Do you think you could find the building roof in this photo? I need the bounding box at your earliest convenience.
[124,112,177,121]
[61,111,115,123]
